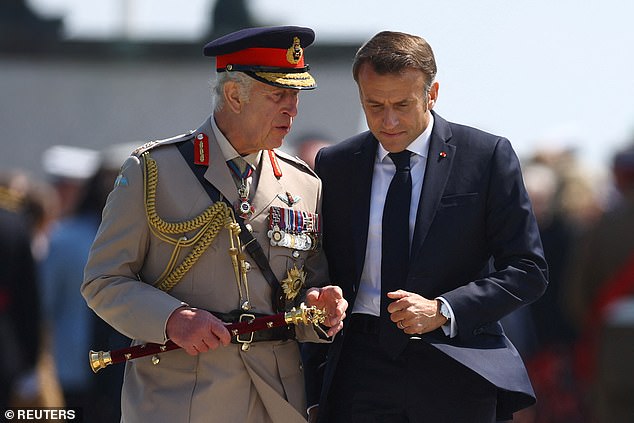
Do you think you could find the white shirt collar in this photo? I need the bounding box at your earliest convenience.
[377,112,434,163]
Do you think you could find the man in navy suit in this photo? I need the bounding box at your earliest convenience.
[303,31,548,422]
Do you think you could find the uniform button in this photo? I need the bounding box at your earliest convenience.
[245,224,253,233]
[244,262,251,272]
[292,250,300,258]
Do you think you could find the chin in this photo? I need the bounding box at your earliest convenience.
[265,141,284,151]
[377,138,410,153]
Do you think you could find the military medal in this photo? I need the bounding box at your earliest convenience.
[236,185,255,219]
[281,265,306,301]
[267,206,321,251]
[227,158,255,219]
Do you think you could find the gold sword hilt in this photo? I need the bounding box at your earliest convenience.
[284,303,327,326]
[89,350,113,373]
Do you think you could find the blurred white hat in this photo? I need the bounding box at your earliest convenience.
[42,145,101,180]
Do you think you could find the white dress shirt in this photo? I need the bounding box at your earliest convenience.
[352,114,457,337]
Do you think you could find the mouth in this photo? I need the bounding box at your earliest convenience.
[274,126,291,134]
[380,130,405,138]
[275,120,292,134]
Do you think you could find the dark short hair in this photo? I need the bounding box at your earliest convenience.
[352,31,437,90]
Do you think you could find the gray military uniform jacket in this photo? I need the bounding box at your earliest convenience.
[82,117,329,422]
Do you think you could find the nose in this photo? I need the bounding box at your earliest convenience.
[382,108,398,129]
[282,92,299,117]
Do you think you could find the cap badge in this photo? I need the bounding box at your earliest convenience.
[286,36,303,65]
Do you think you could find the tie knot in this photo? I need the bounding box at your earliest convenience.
[388,151,412,172]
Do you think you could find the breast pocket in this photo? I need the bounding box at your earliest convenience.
[268,245,307,274]
[439,193,479,208]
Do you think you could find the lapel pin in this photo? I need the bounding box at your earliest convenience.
[439,151,447,160]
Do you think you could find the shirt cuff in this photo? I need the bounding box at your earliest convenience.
[307,404,318,417]
[436,297,457,338]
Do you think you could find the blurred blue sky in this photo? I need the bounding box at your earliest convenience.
[29,0,634,169]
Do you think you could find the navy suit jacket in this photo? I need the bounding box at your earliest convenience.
[304,111,548,420]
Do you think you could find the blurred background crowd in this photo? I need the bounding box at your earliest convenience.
[1,1,633,422]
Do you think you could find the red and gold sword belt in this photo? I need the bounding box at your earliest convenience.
[89,303,326,373]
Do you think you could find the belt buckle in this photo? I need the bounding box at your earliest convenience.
[236,313,256,351]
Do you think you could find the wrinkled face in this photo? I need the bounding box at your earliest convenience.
[237,81,300,154]
[357,63,438,153]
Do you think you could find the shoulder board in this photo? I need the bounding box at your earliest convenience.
[131,131,195,157]
[273,149,318,178]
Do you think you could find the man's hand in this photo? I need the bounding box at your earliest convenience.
[386,290,447,334]
[166,306,231,355]
[305,285,348,337]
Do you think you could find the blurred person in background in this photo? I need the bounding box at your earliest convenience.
[0,176,42,409]
[520,161,584,423]
[290,132,335,170]
[564,143,634,422]
[4,169,61,262]
[41,145,101,219]
[40,143,134,422]
[530,145,605,234]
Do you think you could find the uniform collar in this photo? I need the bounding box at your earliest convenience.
[210,116,261,169]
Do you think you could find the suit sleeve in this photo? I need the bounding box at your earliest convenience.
[442,138,548,340]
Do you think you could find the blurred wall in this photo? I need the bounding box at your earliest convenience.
[0,43,362,178]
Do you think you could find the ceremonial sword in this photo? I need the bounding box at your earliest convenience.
[89,303,326,373]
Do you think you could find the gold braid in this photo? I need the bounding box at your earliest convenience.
[141,152,238,292]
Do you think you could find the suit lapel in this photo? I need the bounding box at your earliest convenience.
[411,113,455,259]
[350,135,378,284]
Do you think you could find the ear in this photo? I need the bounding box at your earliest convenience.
[223,81,243,114]
[428,81,439,110]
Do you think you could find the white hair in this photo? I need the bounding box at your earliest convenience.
[212,72,254,112]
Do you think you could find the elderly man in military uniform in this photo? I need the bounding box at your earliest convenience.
[81,26,347,423]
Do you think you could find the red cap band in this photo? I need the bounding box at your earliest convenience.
[216,47,305,70]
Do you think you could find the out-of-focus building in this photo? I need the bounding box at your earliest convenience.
[0,2,362,180]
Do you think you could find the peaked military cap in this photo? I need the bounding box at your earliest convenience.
[203,26,316,90]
